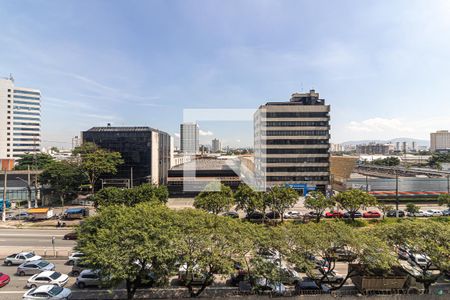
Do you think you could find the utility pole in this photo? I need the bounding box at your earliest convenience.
[365,175,369,192]
[130,167,134,189]
[2,171,7,222]
[395,170,399,218]
[447,174,450,194]
[27,166,32,209]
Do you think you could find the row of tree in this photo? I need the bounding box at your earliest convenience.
[15,143,123,207]
[77,202,450,299]
[193,183,379,222]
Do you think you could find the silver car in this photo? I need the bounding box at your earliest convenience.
[76,269,101,289]
[27,271,69,288]
[4,252,41,266]
[17,260,55,276]
[22,285,71,300]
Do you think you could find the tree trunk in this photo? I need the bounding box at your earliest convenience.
[60,194,65,217]
[189,275,212,297]
[126,279,137,300]
[316,213,321,223]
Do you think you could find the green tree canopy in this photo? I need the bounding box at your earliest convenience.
[437,193,450,209]
[372,157,400,166]
[40,161,86,210]
[405,203,420,215]
[93,184,169,207]
[304,191,335,222]
[15,153,55,170]
[193,182,234,215]
[174,209,254,297]
[371,220,450,293]
[73,142,124,194]
[265,185,298,222]
[77,203,178,300]
[234,183,264,215]
[334,189,377,221]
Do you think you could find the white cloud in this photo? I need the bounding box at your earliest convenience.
[347,118,412,133]
[343,116,450,142]
[199,130,213,136]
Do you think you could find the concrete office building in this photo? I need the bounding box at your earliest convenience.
[212,138,221,153]
[82,126,172,186]
[430,130,450,152]
[180,123,199,154]
[254,89,330,194]
[0,77,41,159]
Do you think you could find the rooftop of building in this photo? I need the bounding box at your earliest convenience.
[85,125,168,134]
[263,89,326,107]
[171,157,237,171]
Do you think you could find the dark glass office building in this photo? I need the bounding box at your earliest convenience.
[81,126,171,186]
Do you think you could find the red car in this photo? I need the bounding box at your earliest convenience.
[325,211,344,218]
[363,211,381,218]
[0,272,10,288]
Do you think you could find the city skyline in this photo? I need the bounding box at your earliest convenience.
[1,0,450,147]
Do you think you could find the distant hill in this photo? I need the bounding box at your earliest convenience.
[341,137,429,147]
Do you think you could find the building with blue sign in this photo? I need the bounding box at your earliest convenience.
[254,90,331,195]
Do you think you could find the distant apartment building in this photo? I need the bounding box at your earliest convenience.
[180,123,199,154]
[212,138,221,153]
[82,126,171,186]
[356,143,393,155]
[254,89,330,194]
[0,77,41,159]
[330,143,344,153]
[430,130,450,152]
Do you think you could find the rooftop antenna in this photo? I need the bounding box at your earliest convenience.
[9,73,14,83]
[300,82,304,92]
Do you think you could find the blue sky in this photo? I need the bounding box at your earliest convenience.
[1,0,450,148]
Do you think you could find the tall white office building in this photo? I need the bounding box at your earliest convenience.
[212,138,221,153]
[0,77,41,159]
[430,130,450,152]
[180,123,199,154]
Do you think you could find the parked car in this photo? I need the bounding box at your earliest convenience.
[307,211,322,218]
[12,212,29,220]
[330,247,357,261]
[17,260,55,276]
[325,211,344,218]
[0,272,10,288]
[63,232,77,240]
[363,211,381,218]
[4,252,42,266]
[258,249,281,263]
[265,211,281,219]
[254,277,286,295]
[27,271,69,288]
[343,211,363,219]
[245,211,264,220]
[76,269,101,289]
[71,260,88,277]
[222,211,239,218]
[407,210,429,217]
[426,209,443,217]
[310,269,344,284]
[22,285,71,300]
[441,209,450,216]
[295,278,330,293]
[178,264,209,285]
[280,267,302,285]
[410,253,431,268]
[386,210,405,217]
[397,246,411,260]
[284,211,302,219]
[67,252,84,265]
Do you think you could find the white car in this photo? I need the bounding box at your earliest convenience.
[426,209,443,217]
[27,271,69,288]
[410,253,431,268]
[284,211,302,219]
[4,252,42,266]
[67,252,84,265]
[23,285,71,300]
